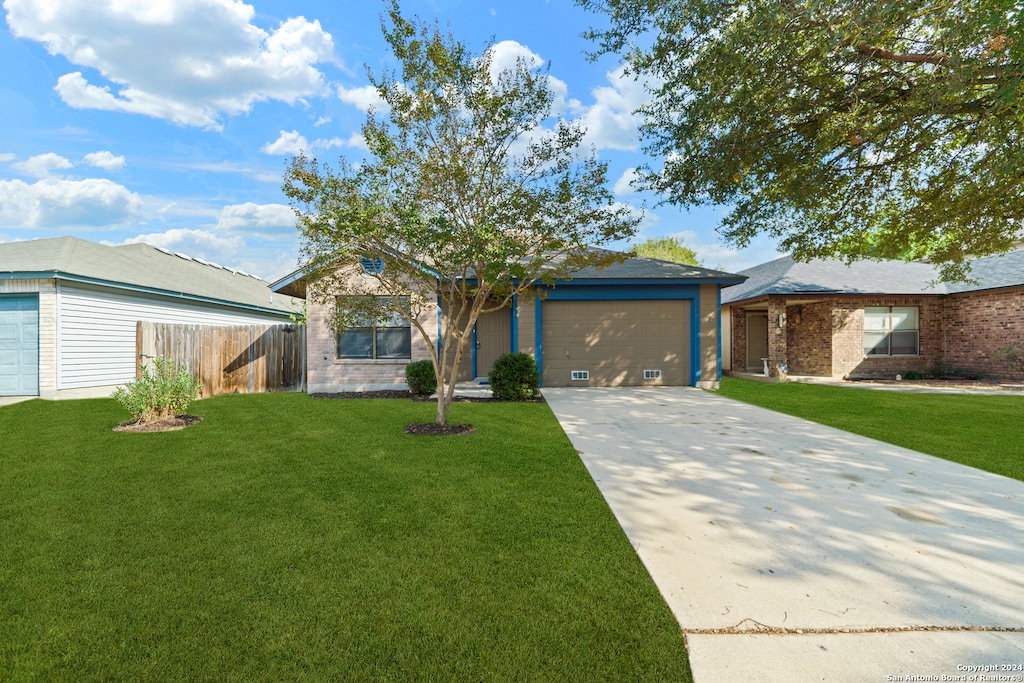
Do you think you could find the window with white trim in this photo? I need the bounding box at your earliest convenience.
[864,306,919,356]
[336,296,412,360]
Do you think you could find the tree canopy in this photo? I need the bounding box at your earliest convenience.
[631,235,701,265]
[283,3,638,424]
[578,0,1024,279]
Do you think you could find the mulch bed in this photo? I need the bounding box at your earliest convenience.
[310,391,544,403]
[310,390,542,436]
[114,415,203,433]
[403,422,475,436]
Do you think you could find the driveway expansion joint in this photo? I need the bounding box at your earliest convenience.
[684,619,1024,635]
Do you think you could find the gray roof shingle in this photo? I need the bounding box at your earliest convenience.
[548,249,746,282]
[722,250,1024,304]
[0,236,298,315]
[271,247,747,296]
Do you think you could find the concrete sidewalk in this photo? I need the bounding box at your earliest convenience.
[543,387,1024,682]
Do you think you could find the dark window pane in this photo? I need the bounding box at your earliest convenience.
[864,331,890,356]
[337,328,373,358]
[890,330,919,355]
[376,327,411,359]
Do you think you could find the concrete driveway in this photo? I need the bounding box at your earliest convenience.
[543,387,1024,682]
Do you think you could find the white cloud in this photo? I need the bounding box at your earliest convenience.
[6,0,336,129]
[0,153,15,163]
[0,177,143,227]
[216,202,294,231]
[261,129,366,155]
[613,167,642,196]
[121,228,246,264]
[261,130,310,155]
[313,116,330,127]
[171,160,280,183]
[337,84,387,113]
[117,227,302,280]
[343,132,368,151]
[578,64,652,151]
[83,150,126,171]
[13,153,74,178]
[485,40,579,116]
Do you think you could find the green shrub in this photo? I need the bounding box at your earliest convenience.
[405,360,437,395]
[993,344,1024,373]
[488,352,540,400]
[114,357,202,423]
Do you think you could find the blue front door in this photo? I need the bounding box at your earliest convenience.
[0,295,40,396]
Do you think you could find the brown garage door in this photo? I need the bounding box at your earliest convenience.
[542,300,690,387]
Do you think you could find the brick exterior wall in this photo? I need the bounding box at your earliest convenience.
[784,302,831,375]
[730,304,748,372]
[831,296,943,379]
[728,288,1023,381]
[942,286,1024,381]
[306,275,438,392]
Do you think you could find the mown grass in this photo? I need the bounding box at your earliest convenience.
[718,378,1024,481]
[0,394,691,682]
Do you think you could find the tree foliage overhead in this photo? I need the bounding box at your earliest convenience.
[631,235,701,265]
[578,0,1024,279]
[283,3,638,424]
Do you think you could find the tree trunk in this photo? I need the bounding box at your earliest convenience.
[435,390,449,425]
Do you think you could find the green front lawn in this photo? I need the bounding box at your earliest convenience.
[718,378,1024,481]
[0,394,691,682]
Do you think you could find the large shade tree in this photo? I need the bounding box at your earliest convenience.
[578,0,1024,280]
[284,4,638,425]
[631,235,701,265]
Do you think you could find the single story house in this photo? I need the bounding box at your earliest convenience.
[271,253,746,392]
[0,236,300,398]
[721,249,1024,381]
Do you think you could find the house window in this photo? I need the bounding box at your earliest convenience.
[864,307,919,356]
[337,296,412,360]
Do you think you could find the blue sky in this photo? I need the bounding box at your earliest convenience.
[0,0,782,283]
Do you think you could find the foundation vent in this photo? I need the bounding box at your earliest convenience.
[571,370,590,381]
[644,369,662,380]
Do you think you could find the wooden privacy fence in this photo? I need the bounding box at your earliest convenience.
[136,322,306,396]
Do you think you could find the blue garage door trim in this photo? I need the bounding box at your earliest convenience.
[534,283,703,387]
[0,294,40,396]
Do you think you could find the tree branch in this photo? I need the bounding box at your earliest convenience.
[854,43,947,66]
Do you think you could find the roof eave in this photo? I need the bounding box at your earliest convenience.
[1,270,294,317]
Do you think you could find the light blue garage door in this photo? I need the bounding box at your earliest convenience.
[0,295,40,396]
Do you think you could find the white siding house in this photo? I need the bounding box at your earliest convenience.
[0,237,299,398]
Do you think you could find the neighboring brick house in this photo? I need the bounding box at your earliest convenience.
[721,250,1024,381]
[272,253,746,392]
